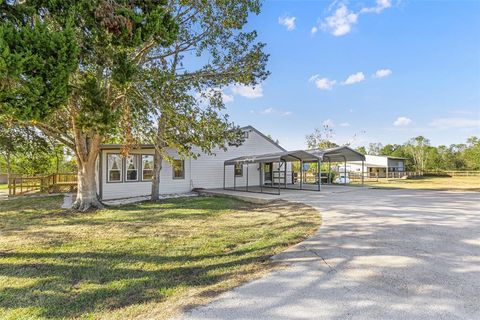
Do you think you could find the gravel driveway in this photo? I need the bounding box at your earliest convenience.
[181,188,480,320]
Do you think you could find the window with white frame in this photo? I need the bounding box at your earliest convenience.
[172,159,185,179]
[142,155,154,181]
[107,154,122,182]
[125,154,139,181]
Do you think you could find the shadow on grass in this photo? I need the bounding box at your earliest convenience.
[0,249,276,319]
[0,196,320,319]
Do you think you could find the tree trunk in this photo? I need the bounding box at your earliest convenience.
[6,153,11,186]
[73,156,102,211]
[151,115,167,201]
[151,148,164,201]
[71,120,103,211]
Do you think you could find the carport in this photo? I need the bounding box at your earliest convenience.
[223,150,321,195]
[309,146,366,185]
[223,146,366,195]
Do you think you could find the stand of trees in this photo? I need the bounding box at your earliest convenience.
[1,0,267,210]
[358,136,480,171]
[0,121,76,180]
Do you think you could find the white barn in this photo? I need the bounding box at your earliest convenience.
[348,155,406,178]
[97,126,286,200]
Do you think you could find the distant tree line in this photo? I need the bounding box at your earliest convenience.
[0,122,76,180]
[356,136,480,172]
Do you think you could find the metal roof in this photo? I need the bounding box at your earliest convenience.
[224,146,366,165]
[309,146,366,162]
[99,125,286,152]
[224,150,320,165]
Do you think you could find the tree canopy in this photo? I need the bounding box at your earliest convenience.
[0,0,178,210]
[357,136,480,171]
[127,0,270,200]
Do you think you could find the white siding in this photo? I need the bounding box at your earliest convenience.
[348,156,405,172]
[190,128,284,189]
[99,127,284,200]
[101,149,192,200]
[364,156,389,167]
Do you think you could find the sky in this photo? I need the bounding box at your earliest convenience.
[217,0,480,150]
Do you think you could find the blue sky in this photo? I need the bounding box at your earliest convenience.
[219,0,480,150]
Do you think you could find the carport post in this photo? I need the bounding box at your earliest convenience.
[260,163,263,193]
[316,160,321,190]
[233,165,236,191]
[300,160,303,190]
[277,161,281,195]
[343,155,347,186]
[361,160,365,186]
[246,163,249,191]
[223,163,226,190]
[284,160,287,189]
[327,158,331,184]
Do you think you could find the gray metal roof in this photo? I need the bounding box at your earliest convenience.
[309,146,366,162]
[224,146,366,165]
[224,150,320,165]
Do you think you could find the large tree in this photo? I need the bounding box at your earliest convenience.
[404,136,430,171]
[306,124,338,150]
[464,137,480,170]
[135,0,270,200]
[0,1,177,210]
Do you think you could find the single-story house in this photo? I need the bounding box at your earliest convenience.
[97,126,288,200]
[97,126,366,200]
[348,155,406,178]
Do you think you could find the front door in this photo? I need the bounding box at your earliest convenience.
[264,162,273,184]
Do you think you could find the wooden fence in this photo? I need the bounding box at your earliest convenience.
[424,171,480,177]
[8,173,77,197]
[348,171,424,182]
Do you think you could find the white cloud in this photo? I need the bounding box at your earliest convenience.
[340,122,351,127]
[309,74,336,90]
[261,107,274,114]
[256,107,292,117]
[319,1,393,37]
[278,15,296,31]
[198,88,234,104]
[429,118,480,129]
[374,68,392,78]
[311,26,318,35]
[231,84,263,99]
[221,92,234,103]
[322,4,358,36]
[393,116,412,126]
[361,0,392,14]
[323,119,335,128]
[343,72,365,85]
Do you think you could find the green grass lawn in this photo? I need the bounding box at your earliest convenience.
[363,176,480,192]
[0,184,7,190]
[0,195,320,320]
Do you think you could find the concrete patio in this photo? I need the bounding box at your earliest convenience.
[181,187,480,319]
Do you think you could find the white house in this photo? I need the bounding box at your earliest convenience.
[348,155,406,178]
[97,126,286,200]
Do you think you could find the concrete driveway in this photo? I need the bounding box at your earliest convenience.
[181,187,480,320]
[0,189,8,201]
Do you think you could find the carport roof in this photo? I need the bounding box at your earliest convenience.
[224,150,320,165]
[309,146,366,162]
[224,146,366,165]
